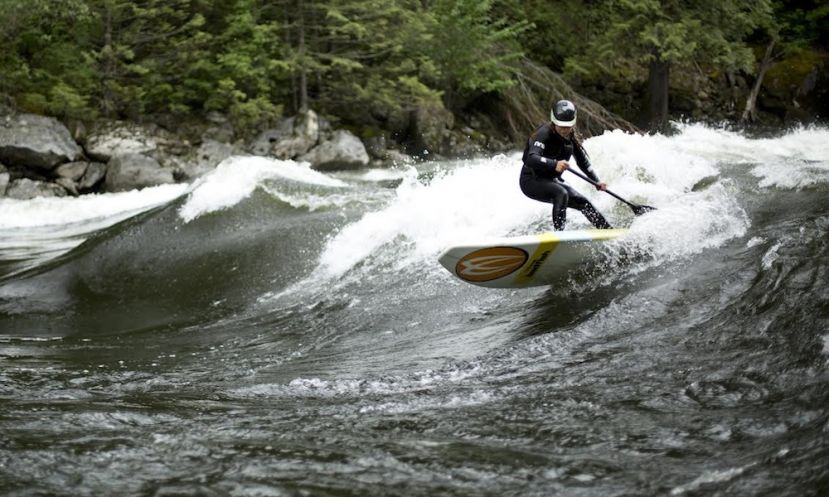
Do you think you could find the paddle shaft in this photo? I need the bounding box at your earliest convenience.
[565,168,639,208]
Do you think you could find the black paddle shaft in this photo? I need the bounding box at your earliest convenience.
[565,169,656,216]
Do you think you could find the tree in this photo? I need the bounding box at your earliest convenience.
[0,0,96,118]
[423,0,528,109]
[274,0,441,129]
[741,0,829,122]
[79,0,213,118]
[566,0,773,129]
[202,0,289,130]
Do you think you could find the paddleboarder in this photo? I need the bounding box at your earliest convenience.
[520,99,613,231]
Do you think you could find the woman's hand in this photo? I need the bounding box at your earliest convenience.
[555,160,569,173]
[595,182,608,191]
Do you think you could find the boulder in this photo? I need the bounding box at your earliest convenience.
[85,121,160,162]
[249,119,294,156]
[385,149,413,166]
[5,178,67,199]
[105,153,175,192]
[0,113,83,170]
[79,162,107,191]
[411,101,454,157]
[54,161,89,181]
[176,139,240,180]
[299,130,370,171]
[249,110,320,159]
[0,164,8,196]
[202,112,235,143]
[55,177,79,196]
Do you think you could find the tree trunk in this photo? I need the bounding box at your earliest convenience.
[741,39,776,123]
[102,6,116,117]
[647,56,670,131]
[296,0,308,113]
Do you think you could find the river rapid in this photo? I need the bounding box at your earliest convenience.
[1,124,827,496]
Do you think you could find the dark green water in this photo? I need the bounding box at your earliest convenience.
[1,126,827,496]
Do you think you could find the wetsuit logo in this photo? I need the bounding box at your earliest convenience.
[455,247,528,282]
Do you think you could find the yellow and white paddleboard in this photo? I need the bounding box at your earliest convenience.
[438,229,627,288]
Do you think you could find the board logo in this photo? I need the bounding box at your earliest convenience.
[455,247,528,282]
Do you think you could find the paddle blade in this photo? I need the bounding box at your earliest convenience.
[631,204,657,216]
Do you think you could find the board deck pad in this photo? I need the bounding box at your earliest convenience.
[438,229,627,288]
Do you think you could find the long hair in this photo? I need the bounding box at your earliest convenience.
[570,129,589,159]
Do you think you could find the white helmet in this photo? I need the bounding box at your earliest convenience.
[551,100,577,127]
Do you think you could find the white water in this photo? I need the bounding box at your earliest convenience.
[0,183,187,229]
[2,124,826,281]
[313,125,766,281]
[178,155,350,222]
[0,184,188,273]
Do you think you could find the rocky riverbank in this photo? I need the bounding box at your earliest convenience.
[1,108,480,200]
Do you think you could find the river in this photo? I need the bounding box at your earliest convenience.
[1,124,827,496]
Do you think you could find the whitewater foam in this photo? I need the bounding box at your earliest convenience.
[662,124,829,189]
[178,155,349,222]
[313,126,756,281]
[0,184,187,229]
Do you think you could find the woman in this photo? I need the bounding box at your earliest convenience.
[519,99,612,231]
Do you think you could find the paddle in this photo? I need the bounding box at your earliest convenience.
[566,169,657,216]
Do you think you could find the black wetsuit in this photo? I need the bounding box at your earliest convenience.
[520,123,612,231]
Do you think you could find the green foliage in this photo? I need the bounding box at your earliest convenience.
[564,0,773,82]
[425,0,528,96]
[0,0,823,134]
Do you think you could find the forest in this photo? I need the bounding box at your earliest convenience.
[2,0,827,148]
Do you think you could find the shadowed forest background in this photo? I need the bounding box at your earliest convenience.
[2,0,827,148]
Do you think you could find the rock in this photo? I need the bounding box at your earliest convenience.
[249,110,319,159]
[411,101,454,157]
[105,153,175,192]
[249,119,294,156]
[273,110,319,159]
[176,139,239,180]
[202,112,235,143]
[5,178,67,199]
[55,177,79,196]
[85,121,160,162]
[54,161,89,181]
[299,130,370,171]
[0,164,8,196]
[385,149,413,166]
[363,134,389,160]
[0,113,83,170]
[79,162,107,191]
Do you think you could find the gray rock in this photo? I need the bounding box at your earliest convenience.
[385,149,413,166]
[273,110,319,159]
[0,164,8,196]
[363,135,388,160]
[0,113,83,170]
[411,102,454,157]
[105,154,175,192]
[79,162,107,190]
[249,119,295,156]
[249,110,319,159]
[199,112,235,143]
[176,139,239,180]
[54,161,89,181]
[85,121,159,162]
[55,177,79,196]
[5,178,67,199]
[299,130,370,171]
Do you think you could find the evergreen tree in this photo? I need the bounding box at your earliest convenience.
[423,0,528,109]
[201,0,289,130]
[566,0,773,128]
[80,0,212,118]
[0,0,96,118]
[275,0,441,129]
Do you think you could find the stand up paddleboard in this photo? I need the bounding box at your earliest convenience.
[438,229,627,288]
